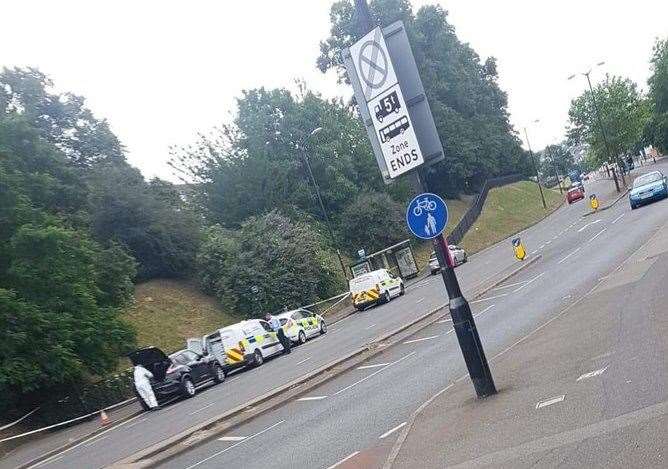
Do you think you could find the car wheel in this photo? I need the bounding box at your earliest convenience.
[399,284,405,296]
[382,290,391,304]
[320,321,327,334]
[298,330,307,344]
[181,377,196,398]
[253,349,264,367]
[631,203,636,210]
[212,364,226,384]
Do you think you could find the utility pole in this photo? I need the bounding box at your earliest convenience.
[354,0,496,398]
[549,147,563,194]
[523,126,548,209]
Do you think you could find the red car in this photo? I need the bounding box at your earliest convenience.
[566,187,584,204]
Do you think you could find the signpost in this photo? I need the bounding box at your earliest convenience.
[406,193,448,240]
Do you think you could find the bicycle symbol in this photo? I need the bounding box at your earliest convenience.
[412,197,437,216]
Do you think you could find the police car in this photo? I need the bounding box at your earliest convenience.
[276,308,327,344]
[349,268,404,311]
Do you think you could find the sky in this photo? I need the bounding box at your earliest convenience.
[2,0,667,181]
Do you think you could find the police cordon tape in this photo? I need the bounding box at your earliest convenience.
[0,407,41,432]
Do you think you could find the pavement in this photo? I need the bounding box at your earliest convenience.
[3,160,664,469]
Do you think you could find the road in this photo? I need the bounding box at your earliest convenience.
[10,163,660,469]
[152,163,668,469]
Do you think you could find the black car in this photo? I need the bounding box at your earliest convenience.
[128,346,226,410]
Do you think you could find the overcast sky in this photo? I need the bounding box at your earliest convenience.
[2,0,666,180]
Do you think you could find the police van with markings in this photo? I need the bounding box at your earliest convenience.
[275,308,327,344]
[349,268,405,311]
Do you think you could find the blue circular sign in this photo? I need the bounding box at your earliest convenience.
[406,193,449,239]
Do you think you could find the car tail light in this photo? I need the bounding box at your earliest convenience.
[238,341,245,352]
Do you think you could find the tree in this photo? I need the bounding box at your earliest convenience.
[646,38,668,153]
[567,76,649,167]
[318,0,526,195]
[538,143,575,181]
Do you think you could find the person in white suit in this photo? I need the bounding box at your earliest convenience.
[133,364,158,410]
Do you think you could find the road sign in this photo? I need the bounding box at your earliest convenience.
[357,248,366,259]
[349,27,424,179]
[406,193,448,239]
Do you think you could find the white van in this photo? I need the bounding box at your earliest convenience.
[349,268,404,311]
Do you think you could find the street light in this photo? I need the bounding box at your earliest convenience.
[298,127,349,281]
[568,61,625,192]
[523,119,547,209]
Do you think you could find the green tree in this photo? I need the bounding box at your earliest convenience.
[538,143,575,182]
[646,38,668,152]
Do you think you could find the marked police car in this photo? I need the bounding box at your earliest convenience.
[349,268,404,311]
[276,308,327,345]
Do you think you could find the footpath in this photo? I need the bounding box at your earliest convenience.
[388,220,668,468]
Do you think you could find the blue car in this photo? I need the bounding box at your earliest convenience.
[629,171,668,209]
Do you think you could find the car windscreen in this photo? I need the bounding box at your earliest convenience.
[169,352,189,366]
[349,274,377,293]
[633,172,662,187]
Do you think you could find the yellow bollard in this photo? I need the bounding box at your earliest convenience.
[512,237,526,261]
[590,194,599,211]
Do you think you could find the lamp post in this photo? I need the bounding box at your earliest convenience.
[568,62,624,191]
[523,120,547,209]
[298,127,349,281]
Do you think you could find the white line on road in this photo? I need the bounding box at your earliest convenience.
[189,403,215,416]
[403,335,440,345]
[558,247,581,264]
[365,323,377,330]
[185,421,285,469]
[295,357,311,366]
[435,318,452,324]
[379,421,407,439]
[218,436,247,442]
[545,240,552,245]
[473,304,495,318]
[333,352,416,396]
[531,250,538,254]
[536,395,565,409]
[327,451,360,469]
[513,272,545,293]
[470,293,508,304]
[562,295,572,300]
[611,213,625,224]
[492,279,530,290]
[577,366,608,382]
[357,363,389,370]
[539,244,545,249]
[590,228,607,242]
[296,396,328,402]
[578,219,602,232]
[415,297,425,304]
[552,235,558,240]
[125,417,147,429]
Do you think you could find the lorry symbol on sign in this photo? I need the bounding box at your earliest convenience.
[379,116,410,143]
[374,91,401,122]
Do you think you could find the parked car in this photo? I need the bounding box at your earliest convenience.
[566,187,585,204]
[128,346,225,410]
[629,170,668,209]
[570,180,585,193]
[428,245,468,274]
[349,269,404,311]
[276,308,327,344]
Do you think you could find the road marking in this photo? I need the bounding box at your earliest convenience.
[611,213,625,224]
[415,297,425,304]
[185,420,284,469]
[357,363,389,370]
[552,235,558,240]
[403,335,440,345]
[125,417,147,429]
[189,402,215,416]
[539,244,545,249]
[365,323,377,330]
[435,318,452,324]
[83,434,110,448]
[562,294,572,300]
[577,366,608,382]
[492,279,530,290]
[530,250,538,254]
[545,240,552,245]
[536,395,565,409]
[218,436,247,442]
[470,293,508,304]
[379,421,407,439]
[558,247,581,264]
[590,228,607,242]
[295,357,311,365]
[297,395,328,402]
[578,219,602,232]
[513,272,545,293]
[333,352,416,396]
[473,304,494,318]
[327,451,360,469]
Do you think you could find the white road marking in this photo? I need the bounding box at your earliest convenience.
[357,363,389,370]
[403,335,440,345]
[513,272,545,293]
[577,366,608,382]
[296,396,328,402]
[536,395,565,409]
[539,244,545,249]
[531,250,538,255]
[125,417,148,429]
[365,323,377,330]
[327,451,360,469]
[552,235,558,240]
[189,403,215,416]
[295,357,311,365]
[578,219,602,232]
[333,352,416,396]
[562,295,572,300]
[415,297,425,304]
[185,421,284,469]
[611,213,625,224]
[83,434,110,448]
[379,421,407,439]
[545,240,552,245]
[435,318,452,324]
[473,304,494,318]
[470,293,508,304]
[558,247,581,264]
[590,228,607,242]
[492,279,530,290]
[218,436,247,442]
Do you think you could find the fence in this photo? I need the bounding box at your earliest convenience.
[447,174,524,245]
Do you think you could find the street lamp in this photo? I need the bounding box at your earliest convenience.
[298,127,349,281]
[568,61,625,192]
[523,119,547,209]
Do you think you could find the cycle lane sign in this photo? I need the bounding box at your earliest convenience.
[406,192,448,240]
